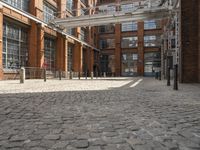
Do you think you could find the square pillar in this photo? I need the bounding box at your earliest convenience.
[89,49,94,73]
[37,24,45,68]
[0,7,3,80]
[28,21,38,67]
[73,42,83,72]
[29,0,43,19]
[57,0,66,18]
[115,24,121,76]
[56,33,66,71]
[138,21,144,76]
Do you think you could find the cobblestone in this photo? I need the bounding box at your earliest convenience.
[0,78,200,150]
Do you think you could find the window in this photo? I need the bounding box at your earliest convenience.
[121,4,135,12]
[67,44,73,71]
[2,0,30,12]
[144,35,161,47]
[3,22,28,69]
[121,37,138,48]
[43,2,56,23]
[44,37,56,71]
[80,27,87,41]
[100,55,115,75]
[99,25,115,33]
[67,28,75,36]
[66,0,73,12]
[121,22,137,32]
[99,5,116,13]
[99,39,115,49]
[144,20,161,30]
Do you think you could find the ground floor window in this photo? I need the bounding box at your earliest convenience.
[144,52,161,76]
[121,53,138,76]
[44,37,56,71]
[67,44,73,72]
[2,21,28,69]
[100,55,115,76]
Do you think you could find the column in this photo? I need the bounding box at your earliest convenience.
[37,24,45,68]
[89,49,94,73]
[73,42,83,73]
[115,24,121,76]
[57,0,66,18]
[56,33,66,71]
[28,21,38,67]
[0,6,3,80]
[137,21,144,76]
[29,0,43,19]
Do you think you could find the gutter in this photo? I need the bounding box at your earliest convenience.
[0,1,100,51]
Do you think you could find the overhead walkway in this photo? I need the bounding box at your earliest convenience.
[51,0,179,29]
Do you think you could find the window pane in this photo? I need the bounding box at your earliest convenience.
[121,37,138,48]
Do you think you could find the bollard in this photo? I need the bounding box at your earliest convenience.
[103,72,106,78]
[78,72,81,80]
[59,70,62,80]
[44,68,46,82]
[155,72,158,79]
[167,66,170,86]
[69,71,73,79]
[158,71,161,80]
[20,67,25,84]
[85,71,87,80]
[91,72,94,80]
[173,64,178,90]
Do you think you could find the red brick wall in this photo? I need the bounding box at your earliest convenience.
[115,24,121,76]
[138,21,144,76]
[0,7,3,80]
[199,1,200,82]
[181,0,199,83]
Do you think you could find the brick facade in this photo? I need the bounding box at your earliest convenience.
[0,6,3,79]
[0,0,97,80]
[180,0,199,83]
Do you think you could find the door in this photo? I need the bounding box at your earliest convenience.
[121,53,138,76]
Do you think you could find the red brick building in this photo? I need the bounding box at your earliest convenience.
[0,0,200,83]
[0,0,98,80]
[96,0,165,77]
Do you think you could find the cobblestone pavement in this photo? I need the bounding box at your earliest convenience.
[0,78,200,150]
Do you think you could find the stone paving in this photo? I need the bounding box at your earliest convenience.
[0,78,200,150]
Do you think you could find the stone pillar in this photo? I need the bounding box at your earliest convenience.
[73,42,83,73]
[37,24,45,68]
[56,33,66,71]
[180,0,199,83]
[115,24,121,76]
[0,6,3,80]
[137,21,144,76]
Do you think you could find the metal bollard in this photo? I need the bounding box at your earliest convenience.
[173,64,178,90]
[167,66,170,86]
[158,71,161,80]
[69,71,73,79]
[20,67,25,84]
[78,72,81,80]
[59,70,62,80]
[44,68,46,82]
[103,72,106,78]
[91,72,94,80]
[85,71,87,80]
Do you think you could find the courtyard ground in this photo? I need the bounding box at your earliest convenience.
[0,78,200,150]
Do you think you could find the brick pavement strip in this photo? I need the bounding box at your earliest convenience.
[0,78,200,150]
